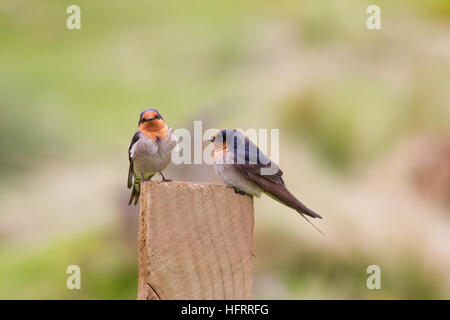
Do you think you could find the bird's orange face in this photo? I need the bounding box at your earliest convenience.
[210,131,228,159]
[140,109,161,122]
[138,108,167,139]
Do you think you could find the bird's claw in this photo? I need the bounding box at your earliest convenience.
[232,187,247,196]
[160,172,172,182]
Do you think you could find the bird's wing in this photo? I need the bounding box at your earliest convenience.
[233,137,322,219]
[127,131,140,189]
[232,137,284,184]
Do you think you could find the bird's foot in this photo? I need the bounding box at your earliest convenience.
[160,172,172,182]
[141,174,153,182]
[232,187,247,196]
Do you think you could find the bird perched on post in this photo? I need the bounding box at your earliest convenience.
[127,108,177,205]
[209,129,323,233]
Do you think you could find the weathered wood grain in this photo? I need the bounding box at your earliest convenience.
[137,181,254,300]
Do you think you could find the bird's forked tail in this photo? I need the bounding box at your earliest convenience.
[128,183,140,206]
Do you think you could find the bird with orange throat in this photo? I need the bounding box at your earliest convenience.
[127,108,177,205]
[209,129,323,233]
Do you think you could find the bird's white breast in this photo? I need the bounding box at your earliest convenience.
[214,158,262,197]
[133,130,177,177]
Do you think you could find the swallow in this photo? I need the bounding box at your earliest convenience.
[127,108,177,205]
[209,129,323,233]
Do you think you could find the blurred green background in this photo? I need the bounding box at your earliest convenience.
[1,0,449,299]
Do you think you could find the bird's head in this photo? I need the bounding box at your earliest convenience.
[138,108,165,132]
[209,129,227,147]
[209,129,246,152]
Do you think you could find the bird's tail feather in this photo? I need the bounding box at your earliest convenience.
[128,174,155,206]
[263,190,325,235]
[294,197,322,219]
[128,184,140,206]
[297,211,325,236]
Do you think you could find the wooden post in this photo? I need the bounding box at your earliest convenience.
[137,181,254,300]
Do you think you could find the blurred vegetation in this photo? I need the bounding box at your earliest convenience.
[282,76,449,169]
[0,0,449,299]
[282,79,407,169]
[0,227,137,299]
[255,231,445,299]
